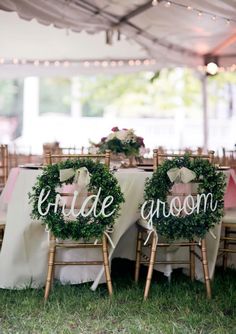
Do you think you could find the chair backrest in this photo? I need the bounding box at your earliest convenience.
[153,150,214,214]
[0,144,9,188]
[152,149,215,218]
[43,150,111,222]
[8,145,42,168]
[222,148,236,168]
[44,150,111,167]
[153,149,214,171]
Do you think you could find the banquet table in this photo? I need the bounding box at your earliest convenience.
[0,167,234,290]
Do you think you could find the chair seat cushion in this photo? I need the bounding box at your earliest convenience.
[223,209,236,224]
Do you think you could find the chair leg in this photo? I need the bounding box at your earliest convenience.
[135,230,142,283]
[144,232,157,301]
[0,226,5,250]
[44,234,56,301]
[223,226,229,270]
[102,234,113,296]
[189,241,195,281]
[200,238,211,299]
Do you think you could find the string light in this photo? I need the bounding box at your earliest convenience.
[110,61,117,67]
[63,61,69,67]
[12,58,19,64]
[83,61,90,67]
[157,1,235,25]
[206,62,218,75]
[1,57,235,72]
[144,59,150,66]
[198,63,236,74]
[101,61,108,67]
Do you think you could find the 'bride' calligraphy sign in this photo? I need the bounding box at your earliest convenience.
[37,187,116,219]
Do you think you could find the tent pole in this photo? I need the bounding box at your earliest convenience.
[202,74,208,152]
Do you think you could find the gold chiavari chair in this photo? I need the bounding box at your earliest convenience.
[219,210,236,269]
[222,148,236,168]
[135,149,215,300]
[0,144,9,249]
[0,144,8,191]
[43,142,62,164]
[44,150,112,300]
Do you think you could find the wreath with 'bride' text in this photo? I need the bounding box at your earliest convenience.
[29,159,124,240]
[140,155,226,240]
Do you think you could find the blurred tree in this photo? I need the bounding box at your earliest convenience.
[39,78,71,115]
[0,79,23,116]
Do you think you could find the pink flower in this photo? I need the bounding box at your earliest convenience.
[111,126,119,132]
[101,137,107,142]
[137,136,145,146]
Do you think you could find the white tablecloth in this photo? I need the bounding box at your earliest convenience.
[0,168,225,289]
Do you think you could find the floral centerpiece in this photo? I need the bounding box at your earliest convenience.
[94,127,145,158]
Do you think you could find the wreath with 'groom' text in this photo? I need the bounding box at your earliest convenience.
[29,159,124,240]
[141,155,226,240]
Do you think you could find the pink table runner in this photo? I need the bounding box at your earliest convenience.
[224,169,236,208]
[1,168,20,205]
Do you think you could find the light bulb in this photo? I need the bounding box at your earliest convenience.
[206,62,218,75]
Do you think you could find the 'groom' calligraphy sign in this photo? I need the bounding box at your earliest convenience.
[140,192,218,229]
[138,157,226,239]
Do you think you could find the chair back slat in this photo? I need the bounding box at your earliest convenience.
[153,149,214,171]
[0,144,9,188]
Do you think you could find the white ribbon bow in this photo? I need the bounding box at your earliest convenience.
[167,167,196,184]
[59,166,91,189]
[137,218,158,247]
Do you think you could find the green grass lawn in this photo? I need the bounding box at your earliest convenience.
[0,260,235,334]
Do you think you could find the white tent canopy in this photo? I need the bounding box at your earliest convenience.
[0,0,236,76]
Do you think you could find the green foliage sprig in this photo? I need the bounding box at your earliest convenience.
[29,159,124,240]
[142,155,226,240]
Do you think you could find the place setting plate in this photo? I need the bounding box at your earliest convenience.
[19,164,43,170]
[137,165,154,172]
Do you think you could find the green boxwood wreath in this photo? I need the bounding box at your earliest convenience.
[141,155,226,240]
[29,159,124,240]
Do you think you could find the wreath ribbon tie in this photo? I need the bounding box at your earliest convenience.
[138,219,158,247]
[60,167,90,188]
[167,167,196,184]
[144,228,158,248]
